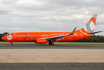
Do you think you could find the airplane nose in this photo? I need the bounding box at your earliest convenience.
[1,36,7,41]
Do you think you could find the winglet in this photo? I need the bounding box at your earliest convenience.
[70,27,77,35]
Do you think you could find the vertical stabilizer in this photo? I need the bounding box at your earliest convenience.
[80,14,97,33]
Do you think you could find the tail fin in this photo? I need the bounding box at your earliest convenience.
[80,14,97,33]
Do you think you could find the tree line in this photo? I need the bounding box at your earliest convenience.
[0,32,9,41]
[74,35,104,42]
[0,32,104,42]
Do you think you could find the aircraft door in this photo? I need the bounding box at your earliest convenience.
[13,33,16,39]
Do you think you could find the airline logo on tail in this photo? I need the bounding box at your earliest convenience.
[80,14,102,35]
[84,14,97,33]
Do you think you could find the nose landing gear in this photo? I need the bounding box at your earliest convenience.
[11,43,13,45]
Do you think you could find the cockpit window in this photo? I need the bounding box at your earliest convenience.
[6,35,10,36]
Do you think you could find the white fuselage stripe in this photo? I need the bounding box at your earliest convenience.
[80,30,88,35]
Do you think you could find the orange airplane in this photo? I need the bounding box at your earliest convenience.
[1,14,102,45]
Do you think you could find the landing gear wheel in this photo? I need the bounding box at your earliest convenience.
[49,41,54,45]
[52,42,54,45]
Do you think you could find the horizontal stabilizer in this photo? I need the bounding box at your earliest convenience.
[88,31,103,34]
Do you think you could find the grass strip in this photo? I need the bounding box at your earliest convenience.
[0,42,104,45]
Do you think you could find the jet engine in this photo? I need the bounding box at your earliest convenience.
[36,39,47,44]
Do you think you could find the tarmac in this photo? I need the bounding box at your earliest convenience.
[0,44,104,70]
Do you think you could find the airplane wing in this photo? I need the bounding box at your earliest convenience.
[45,27,76,40]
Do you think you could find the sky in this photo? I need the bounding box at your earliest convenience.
[0,0,104,35]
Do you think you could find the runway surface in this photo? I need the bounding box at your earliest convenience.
[0,44,104,70]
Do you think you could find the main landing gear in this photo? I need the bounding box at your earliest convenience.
[49,41,54,45]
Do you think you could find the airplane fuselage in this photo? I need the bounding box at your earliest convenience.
[2,30,92,43]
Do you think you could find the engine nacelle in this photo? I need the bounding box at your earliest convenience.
[36,39,47,44]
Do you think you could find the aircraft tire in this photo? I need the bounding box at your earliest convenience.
[52,42,54,45]
[49,41,54,45]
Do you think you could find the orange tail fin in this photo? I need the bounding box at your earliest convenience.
[80,14,97,33]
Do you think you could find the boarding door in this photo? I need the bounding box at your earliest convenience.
[13,33,16,39]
